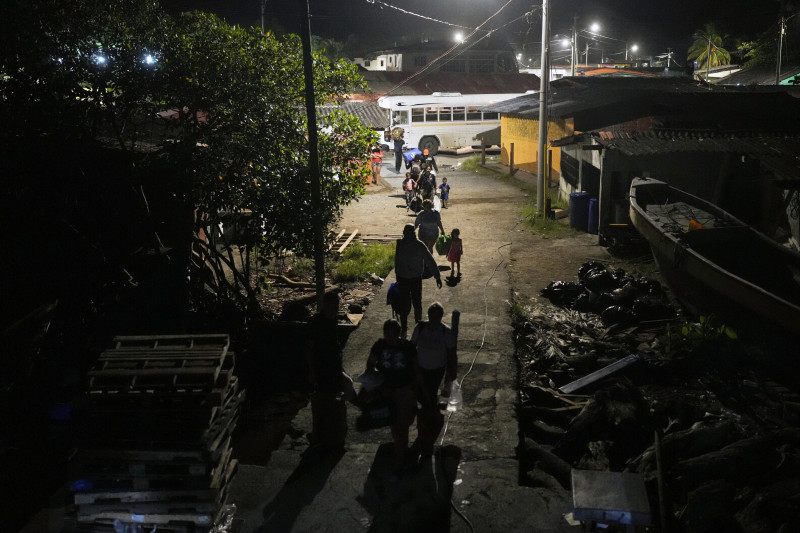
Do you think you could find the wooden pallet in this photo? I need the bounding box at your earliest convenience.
[330,229,401,254]
[88,348,233,392]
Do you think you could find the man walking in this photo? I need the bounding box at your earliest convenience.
[394,224,442,337]
[393,132,405,173]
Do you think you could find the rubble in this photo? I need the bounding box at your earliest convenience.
[515,261,800,531]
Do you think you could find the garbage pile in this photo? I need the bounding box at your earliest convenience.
[540,261,676,326]
[514,261,800,531]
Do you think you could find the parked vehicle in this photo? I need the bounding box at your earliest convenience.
[378,92,528,155]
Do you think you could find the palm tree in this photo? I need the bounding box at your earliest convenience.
[688,22,732,74]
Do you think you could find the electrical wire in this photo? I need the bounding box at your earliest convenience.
[440,239,513,443]
[435,240,512,532]
[363,0,476,30]
[384,0,520,95]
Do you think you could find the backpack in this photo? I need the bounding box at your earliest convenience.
[419,175,433,193]
[410,160,422,177]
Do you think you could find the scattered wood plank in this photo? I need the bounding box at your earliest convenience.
[336,229,359,254]
[558,354,641,394]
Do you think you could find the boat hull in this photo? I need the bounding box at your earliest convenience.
[629,178,800,336]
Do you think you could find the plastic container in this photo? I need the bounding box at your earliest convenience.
[587,197,599,235]
[447,380,462,412]
[569,191,591,232]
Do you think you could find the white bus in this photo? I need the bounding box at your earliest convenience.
[377,92,531,155]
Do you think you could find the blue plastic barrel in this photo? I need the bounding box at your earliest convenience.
[569,192,591,231]
[587,197,599,234]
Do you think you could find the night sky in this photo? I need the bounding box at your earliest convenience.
[162,0,785,61]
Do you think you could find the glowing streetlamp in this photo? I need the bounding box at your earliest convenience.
[627,44,638,61]
[454,31,464,43]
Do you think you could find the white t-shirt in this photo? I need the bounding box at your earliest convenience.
[411,322,456,370]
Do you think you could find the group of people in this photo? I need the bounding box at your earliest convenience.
[303,139,466,477]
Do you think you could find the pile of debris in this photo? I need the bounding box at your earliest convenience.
[515,261,800,531]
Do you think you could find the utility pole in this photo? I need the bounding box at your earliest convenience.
[536,0,549,213]
[300,0,326,308]
[261,0,266,32]
[571,15,577,76]
[776,16,786,84]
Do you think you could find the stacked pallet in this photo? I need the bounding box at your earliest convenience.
[65,334,243,533]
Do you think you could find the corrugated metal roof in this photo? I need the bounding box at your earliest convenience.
[317,101,388,129]
[593,130,800,184]
[717,63,800,86]
[360,71,540,97]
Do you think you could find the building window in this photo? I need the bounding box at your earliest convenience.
[380,60,385,67]
[414,55,428,67]
[425,107,438,122]
[364,60,371,67]
[440,60,466,72]
[469,59,493,73]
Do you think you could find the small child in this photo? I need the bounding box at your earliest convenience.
[402,172,415,209]
[438,177,450,208]
[447,228,463,277]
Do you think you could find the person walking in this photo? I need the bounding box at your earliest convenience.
[422,149,438,172]
[393,133,405,173]
[370,146,384,185]
[365,319,427,476]
[305,291,351,453]
[447,228,463,277]
[438,176,450,209]
[394,223,442,337]
[414,199,444,254]
[402,172,416,208]
[410,302,457,463]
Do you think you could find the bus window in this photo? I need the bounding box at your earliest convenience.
[392,110,409,125]
[412,108,425,123]
[439,107,452,121]
[466,106,482,120]
[425,107,438,122]
[482,111,499,120]
[452,106,465,121]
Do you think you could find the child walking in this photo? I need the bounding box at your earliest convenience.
[447,228,463,277]
[438,177,450,208]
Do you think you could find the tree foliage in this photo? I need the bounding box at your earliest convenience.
[688,22,732,68]
[1,0,374,324]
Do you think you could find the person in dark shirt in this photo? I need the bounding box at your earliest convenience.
[305,291,349,452]
[366,319,427,474]
[393,134,405,172]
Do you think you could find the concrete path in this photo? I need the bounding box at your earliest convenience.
[228,159,604,532]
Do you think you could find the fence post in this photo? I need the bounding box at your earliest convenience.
[481,136,486,165]
[510,142,515,175]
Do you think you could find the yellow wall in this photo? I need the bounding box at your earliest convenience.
[499,116,567,177]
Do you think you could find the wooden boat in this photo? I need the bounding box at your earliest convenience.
[629,177,800,336]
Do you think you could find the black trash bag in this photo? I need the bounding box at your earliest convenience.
[578,261,607,283]
[594,292,617,314]
[610,268,632,286]
[541,280,584,307]
[635,277,664,296]
[583,267,617,293]
[632,296,677,322]
[572,289,598,312]
[600,305,639,326]
[609,281,638,306]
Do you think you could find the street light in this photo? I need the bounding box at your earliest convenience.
[569,19,601,76]
[627,44,638,61]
